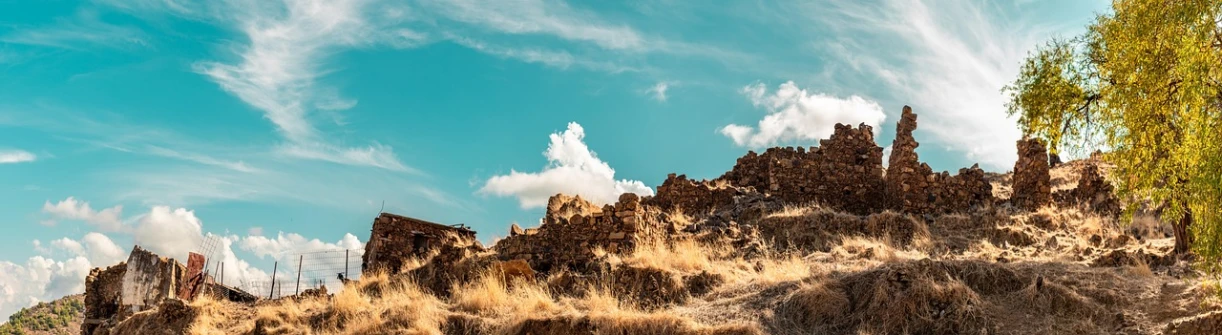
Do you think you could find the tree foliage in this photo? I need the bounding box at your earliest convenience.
[1004,0,1222,268]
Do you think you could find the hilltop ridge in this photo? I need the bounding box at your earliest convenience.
[47,106,1222,335]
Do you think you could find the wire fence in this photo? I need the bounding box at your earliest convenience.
[211,248,364,300]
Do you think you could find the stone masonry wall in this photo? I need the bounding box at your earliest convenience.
[886,106,927,211]
[718,123,886,215]
[496,193,666,272]
[363,213,480,273]
[885,106,993,214]
[82,263,126,335]
[1013,138,1052,210]
[649,173,747,217]
[121,246,186,314]
[1054,162,1120,216]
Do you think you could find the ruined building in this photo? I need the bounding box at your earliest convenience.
[653,106,992,217]
[718,123,887,215]
[82,246,187,335]
[361,213,480,273]
[651,173,748,217]
[1013,138,1052,211]
[1055,162,1121,216]
[884,106,993,214]
[495,193,668,272]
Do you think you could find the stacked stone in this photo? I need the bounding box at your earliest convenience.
[545,194,601,225]
[362,213,480,273]
[1059,163,1120,215]
[649,173,746,217]
[886,106,929,212]
[1012,138,1052,211]
[83,263,127,335]
[121,246,187,314]
[924,165,994,213]
[495,193,665,272]
[716,123,887,215]
[806,123,887,214]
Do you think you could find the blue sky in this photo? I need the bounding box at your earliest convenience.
[0,0,1108,319]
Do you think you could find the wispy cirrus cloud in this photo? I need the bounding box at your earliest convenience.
[1,10,148,50]
[0,149,36,164]
[809,0,1085,170]
[645,81,673,102]
[418,0,646,51]
[179,0,418,171]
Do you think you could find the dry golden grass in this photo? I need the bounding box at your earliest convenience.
[1125,258,1155,278]
[766,203,814,218]
[177,197,1213,335]
[622,240,713,274]
[450,273,558,318]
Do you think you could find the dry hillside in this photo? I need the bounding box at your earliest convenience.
[63,111,1222,335]
[70,158,1219,335]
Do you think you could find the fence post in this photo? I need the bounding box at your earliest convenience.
[345,249,350,281]
[269,261,278,300]
[295,255,303,296]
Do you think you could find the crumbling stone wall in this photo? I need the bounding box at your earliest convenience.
[1055,163,1120,216]
[496,193,667,272]
[885,106,993,214]
[649,173,748,217]
[1013,138,1052,210]
[121,246,186,314]
[887,106,927,211]
[718,123,887,215]
[82,263,126,335]
[362,213,480,273]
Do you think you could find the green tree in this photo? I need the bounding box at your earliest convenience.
[1004,0,1222,266]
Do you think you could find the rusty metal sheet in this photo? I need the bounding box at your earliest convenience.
[178,252,206,300]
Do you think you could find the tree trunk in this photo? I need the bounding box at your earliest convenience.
[1174,207,1193,254]
[1048,153,1062,167]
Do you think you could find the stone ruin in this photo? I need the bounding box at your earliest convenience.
[651,173,748,217]
[357,105,1119,280]
[361,212,480,273]
[649,106,992,217]
[1055,162,1121,216]
[1013,138,1052,211]
[495,193,668,272]
[718,123,887,215]
[884,106,993,214]
[81,246,257,335]
[82,246,186,335]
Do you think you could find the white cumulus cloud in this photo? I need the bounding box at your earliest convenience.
[720,81,887,148]
[240,232,364,261]
[132,206,203,262]
[480,122,653,208]
[42,197,124,232]
[0,251,103,320]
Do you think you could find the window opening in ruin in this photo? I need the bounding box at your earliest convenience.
[412,234,429,253]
